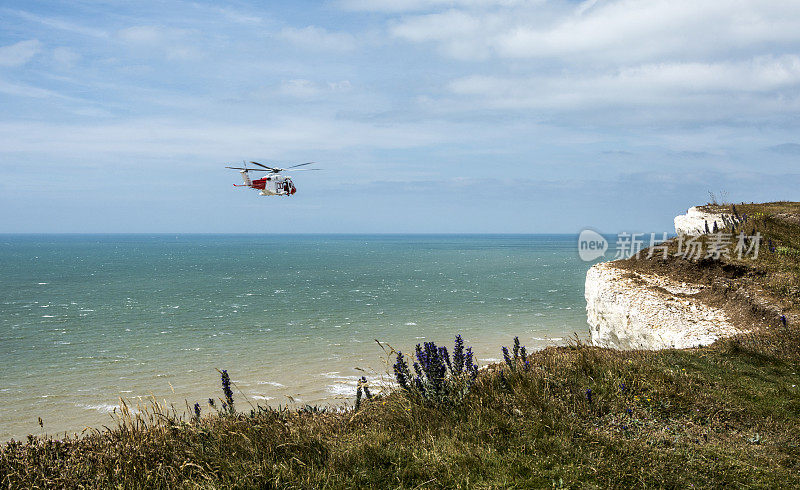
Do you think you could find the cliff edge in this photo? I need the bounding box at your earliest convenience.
[586,202,798,350]
[585,262,741,349]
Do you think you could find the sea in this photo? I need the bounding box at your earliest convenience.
[0,234,599,441]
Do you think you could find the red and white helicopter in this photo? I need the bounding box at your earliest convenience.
[225,161,319,197]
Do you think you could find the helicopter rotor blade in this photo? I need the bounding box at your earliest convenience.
[249,161,279,171]
[285,161,315,169]
[281,168,321,172]
[226,167,270,171]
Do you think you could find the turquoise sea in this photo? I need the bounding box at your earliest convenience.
[0,235,594,441]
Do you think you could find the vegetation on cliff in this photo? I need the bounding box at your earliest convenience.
[2,203,799,488]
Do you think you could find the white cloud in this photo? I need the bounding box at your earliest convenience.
[0,117,448,158]
[449,56,800,109]
[382,1,800,127]
[117,26,201,60]
[52,47,80,69]
[280,79,322,98]
[0,78,66,99]
[278,26,356,51]
[328,80,353,91]
[215,8,264,25]
[391,10,498,59]
[0,40,41,67]
[449,55,800,120]
[495,0,800,62]
[6,9,108,38]
[278,79,353,98]
[391,0,800,62]
[340,0,528,13]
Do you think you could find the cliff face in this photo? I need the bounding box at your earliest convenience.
[586,205,749,349]
[585,262,742,349]
[585,202,797,350]
[673,206,727,236]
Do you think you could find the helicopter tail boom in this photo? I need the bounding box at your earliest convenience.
[239,170,252,187]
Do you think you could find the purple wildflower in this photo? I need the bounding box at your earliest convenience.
[465,347,478,379]
[393,352,412,391]
[361,376,372,399]
[586,388,593,404]
[502,346,513,369]
[453,335,465,374]
[439,346,452,373]
[221,370,234,412]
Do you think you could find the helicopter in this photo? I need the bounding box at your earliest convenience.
[225,161,319,196]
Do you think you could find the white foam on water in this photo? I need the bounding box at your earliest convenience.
[325,384,350,396]
[78,403,119,414]
[37,282,48,285]
[252,395,274,401]
[257,381,285,387]
[405,322,417,326]
[531,337,563,342]
[42,315,56,318]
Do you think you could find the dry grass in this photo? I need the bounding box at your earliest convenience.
[2,202,800,488]
[3,329,799,488]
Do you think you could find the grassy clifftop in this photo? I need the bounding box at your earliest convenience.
[619,201,799,331]
[2,203,799,488]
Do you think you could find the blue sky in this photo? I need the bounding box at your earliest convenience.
[1,0,798,233]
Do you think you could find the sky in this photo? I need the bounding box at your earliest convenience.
[0,0,798,233]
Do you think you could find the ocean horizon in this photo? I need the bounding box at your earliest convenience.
[1,234,604,441]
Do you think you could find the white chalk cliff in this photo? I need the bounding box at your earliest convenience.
[585,262,741,349]
[673,206,728,236]
[585,206,749,349]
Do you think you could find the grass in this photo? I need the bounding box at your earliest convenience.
[628,201,800,322]
[2,202,800,488]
